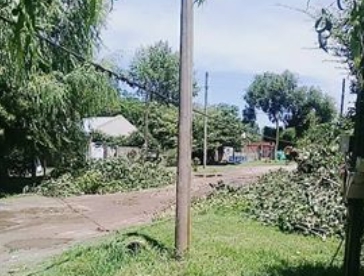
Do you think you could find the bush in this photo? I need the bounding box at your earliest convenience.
[34,156,175,197]
[162,149,177,167]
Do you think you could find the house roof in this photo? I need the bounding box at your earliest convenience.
[83,115,137,137]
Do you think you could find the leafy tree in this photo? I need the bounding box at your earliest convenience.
[0,67,119,178]
[312,3,364,269]
[242,105,257,126]
[245,71,336,152]
[286,86,337,137]
[193,104,244,163]
[116,98,178,151]
[243,123,261,145]
[244,70,297,155]
[0,1,118,180]
[128,41,199,103]
[148,103,179,151]
[118,97,146,126]
[117,98,245,163]
[1,0,110,73]
[280,127,297,146]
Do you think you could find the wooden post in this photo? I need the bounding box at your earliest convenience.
[341,78,346,117]
[175,0,194,258]
[275,120,279,160]
[144,92,150,155]
[344,80,364,276]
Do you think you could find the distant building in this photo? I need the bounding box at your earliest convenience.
[243,141,275,161]
[83,115,137,138]
[83,115,138,159]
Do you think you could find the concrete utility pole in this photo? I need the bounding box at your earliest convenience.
[203,72,209,169]
[341,78,346,117]
[175,0,194,258]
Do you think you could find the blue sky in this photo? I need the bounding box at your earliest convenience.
[99,0,354,127]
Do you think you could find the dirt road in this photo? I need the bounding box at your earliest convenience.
[0,165,286,275]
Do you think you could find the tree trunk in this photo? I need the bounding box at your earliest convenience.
[275,120,280,160]
[0,161,7,182]
[43,159,47,177]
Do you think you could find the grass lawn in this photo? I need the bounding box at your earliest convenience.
[29,207,343,276]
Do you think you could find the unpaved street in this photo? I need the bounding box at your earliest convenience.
[0,165,286,275]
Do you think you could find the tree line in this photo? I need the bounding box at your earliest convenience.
[0,1,338,182]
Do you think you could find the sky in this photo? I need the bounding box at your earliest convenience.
[99,0,354,127]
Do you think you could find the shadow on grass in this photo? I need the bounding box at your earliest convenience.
[123,231,173,255]
[264,263,344,276]
[25,232,172,276]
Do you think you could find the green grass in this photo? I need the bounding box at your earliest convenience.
[27,205,344,276]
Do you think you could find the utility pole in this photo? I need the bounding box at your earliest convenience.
[144,92,149,154]
[343,79,364,276]
[203,72,209,169]
[341,78,346,117]
[175,0,193,258]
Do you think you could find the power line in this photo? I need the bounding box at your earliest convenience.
[0,14,294,146]
[0,14,209,116]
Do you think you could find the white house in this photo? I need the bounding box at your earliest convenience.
[83,115,138,159]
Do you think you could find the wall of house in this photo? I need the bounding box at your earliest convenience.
[243,142,275,161]
[89,142,140,160]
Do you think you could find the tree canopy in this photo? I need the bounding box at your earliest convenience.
[0,0,110,73]
[286,86,337,137]
[244,70,337,149]
[116,98,245,163]
[128,41,199,103]
[193,104,244,153]
[0,0,119,178]
[244,70,297,152]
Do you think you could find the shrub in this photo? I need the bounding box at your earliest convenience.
[162,149,177,167]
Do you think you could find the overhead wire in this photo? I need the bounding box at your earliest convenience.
[0,14,294,145]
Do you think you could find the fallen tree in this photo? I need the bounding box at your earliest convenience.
[32,155,175,197]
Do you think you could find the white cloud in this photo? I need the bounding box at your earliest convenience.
[100,0,352,107]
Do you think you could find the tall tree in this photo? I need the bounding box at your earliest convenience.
[244,70,297,155]
[128,40,199,103]
[0,0,110,73]
[117,98,178,151]
[117,99,245,162]
[286,86,337,137]
[193,104,244,162]
[0,0,118,179]
[312,3,364,273]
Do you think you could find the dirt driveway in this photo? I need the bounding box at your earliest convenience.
[0,165,287,275]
